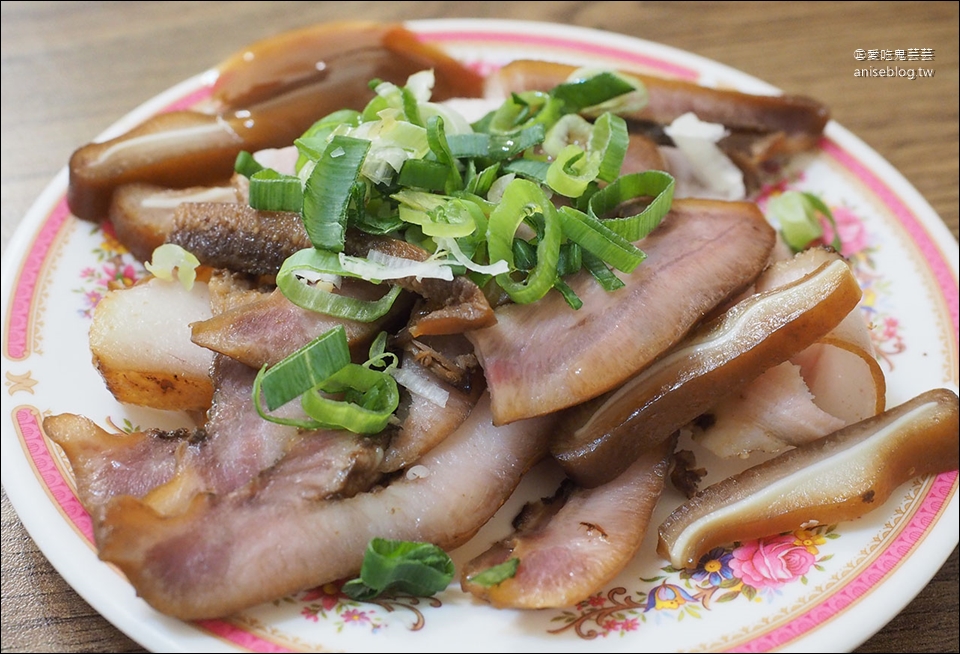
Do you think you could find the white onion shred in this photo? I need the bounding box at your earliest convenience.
[663,112,746,201]
[434,237,510,277]
[391,363,450,408]
[338,251,454,282]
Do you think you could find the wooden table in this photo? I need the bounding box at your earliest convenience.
[2,2,957,652]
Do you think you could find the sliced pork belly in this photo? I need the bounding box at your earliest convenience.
[461,435,673,609]
[90,277,215,412]
[95,393,555,620]
[468,198,776,425]
[381,344,484,473]
[43,413,187,519]
[191,282,409,368]
[44,355,346,519]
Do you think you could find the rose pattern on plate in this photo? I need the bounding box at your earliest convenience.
[548,526,837,640]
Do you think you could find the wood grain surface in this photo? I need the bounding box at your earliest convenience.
[2,2,957,652]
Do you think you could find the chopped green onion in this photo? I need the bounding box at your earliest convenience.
[425,115,462,193]
[351,197,405,235]
[247,168,304,213]
[550,71,638,113]
[400,84,425,127]
[294,108,363,172]
[464,162,501,196]
[343,538,455,601]
[558,206,646,273]
[590,112,629,182]
[393,190,480,239]
[542,113,594,158]
[302,135,370,252]
[446,133,492,159]
[546,144,600,198]
[587,170,675,241]
[465,558,520,587]
[234,150,264,178]
[501,158,550,183]
[767,190,842,252]
[254,326,352,412]
[488,124,546,160]
[397,158,449,191]
[277,248,404,321]
[364,331,398,372]
[563,68,649,116]
[300,362,399,433]
[553,278,583,310]
[487,91,561,134]
[144,243,201,291]
[486,178,562,304]
[582,250,626,291]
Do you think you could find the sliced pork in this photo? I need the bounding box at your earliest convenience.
[381,343,484,473]
[461,435,673,609]
[486,59,829,153]
[45,355,346,519]
[551,257,863,487]
[190,283,410,368]
[694,248,886,458]
[109,183,239,262]
[168,203,311,276]
[468,198,776,425]
[94,393,555,619]
[90,277,215,412]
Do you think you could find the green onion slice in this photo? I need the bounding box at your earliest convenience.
[397,158,449,192]
[300,363,399,434]
[254,326,352,412]
[546,144,600,198]
[486,178,562,304]
[425,115,462,193]
[302,135,370,252]
[294,108,363,172]
[234,150,264,178]
[487,91,561,134]
[394,190,479,239]
[582,250,626,291]
[550,71,638,113]
[465,558,520,587]
[767,190,842,252]
[558,206,646,273]
[590,112,629,182]
[343,538,455,601]
[587,170,675,241]
[277,248,403,321]
[247,168,304,213]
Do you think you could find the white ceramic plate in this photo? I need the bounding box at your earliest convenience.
[2,18,957,653]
